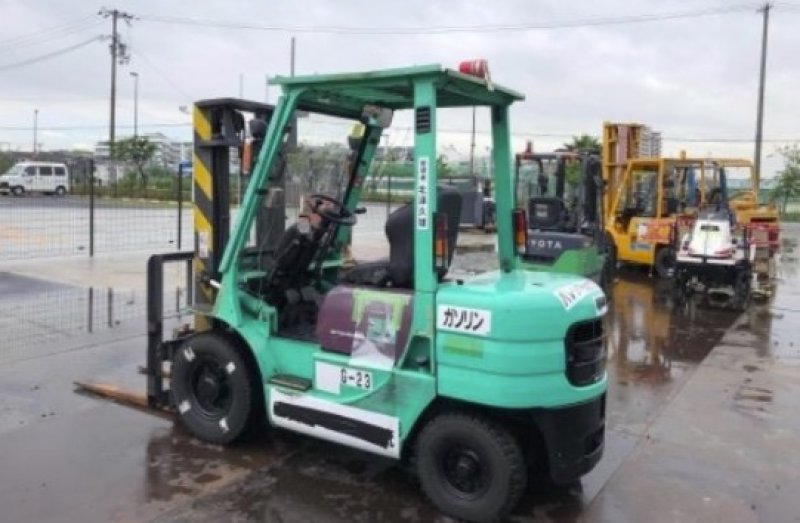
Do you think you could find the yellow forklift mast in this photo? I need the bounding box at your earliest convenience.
[601,122,779,281]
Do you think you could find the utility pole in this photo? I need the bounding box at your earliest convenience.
[33,108,38,155]
[130,71,139,137]
[239,73,244,98]
[753,2,772,192]
[290,37,296,76]
[99,8,133,159]
[469,106,476,177]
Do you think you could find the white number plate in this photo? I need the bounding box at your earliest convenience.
[340,368,373,391]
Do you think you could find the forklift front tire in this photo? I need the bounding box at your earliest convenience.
[170,332,255,445]
[655,247,675,279]
[416,412,527,522]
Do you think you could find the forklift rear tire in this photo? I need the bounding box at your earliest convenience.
[733,269,752,311]
[171,332,255,445]
[416,412,526,522]
[655,247,675,279]
[600,235,617,297]
[672,270,689,305]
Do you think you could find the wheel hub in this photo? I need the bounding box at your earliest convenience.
[197,372,221,404]
[191,361,230,414]
[443,447,485,496]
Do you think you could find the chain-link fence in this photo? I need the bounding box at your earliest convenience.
[0,158,415,261]
[0,279,193,363]
[0,159,194,260]
[0,111,497,262]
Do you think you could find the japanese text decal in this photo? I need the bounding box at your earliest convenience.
[417,156,430,229]
[437,305,491,336]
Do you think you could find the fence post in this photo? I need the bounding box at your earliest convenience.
[107,287,113,328]
[87,287,94,333]
[186,258,193,308]
[387,168,392,215]
[177,162,183,250]
[89,159,95,257]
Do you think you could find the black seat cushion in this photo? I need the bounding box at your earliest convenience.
[339,260,391,286]
[340,186,462,288]
[528,197,568,231]
[267,223,318,287]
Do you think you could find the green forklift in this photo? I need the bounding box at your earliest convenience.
[514,146,613,292]
[139,65,607,521]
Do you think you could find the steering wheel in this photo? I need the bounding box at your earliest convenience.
[308,194,356,226]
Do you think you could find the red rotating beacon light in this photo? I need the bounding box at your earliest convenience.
[458,59,493,89]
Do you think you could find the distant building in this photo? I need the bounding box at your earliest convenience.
[375,145,414,162]
[179,141,192,163]
[93,132,185,184]
[638,126,662,158]
[142,132,181,167]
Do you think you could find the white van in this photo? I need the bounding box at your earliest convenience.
[0,161,70,196]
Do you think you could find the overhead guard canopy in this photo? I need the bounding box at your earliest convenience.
[269,64,525,118]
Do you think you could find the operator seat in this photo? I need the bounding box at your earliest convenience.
[265,223,320,288]
[528,197,569,231]
[342,186,462,288]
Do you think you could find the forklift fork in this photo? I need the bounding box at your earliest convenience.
[74,251,194,414]
[146,251,195,408]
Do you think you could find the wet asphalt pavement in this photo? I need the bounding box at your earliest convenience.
[0,224,798,522]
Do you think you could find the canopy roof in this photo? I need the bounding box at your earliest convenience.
[270,64,524,119]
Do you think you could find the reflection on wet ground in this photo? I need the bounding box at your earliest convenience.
[603,269,743,438]
[2,225,799,522]
[132,266,744,522]
[607,271,740,382]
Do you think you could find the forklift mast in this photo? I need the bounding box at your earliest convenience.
[601,122,644,224]
[192,98,289,326]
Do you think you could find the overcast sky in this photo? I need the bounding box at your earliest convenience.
[1,0,798,176]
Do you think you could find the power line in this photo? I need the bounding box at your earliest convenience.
[0,15,95,48]
[0,19,103,52]
[137,4,758,35]
[130,48,195,100]
[0,121,796,144]
[0,36,104,72]
[299,117,798,143]
[0,123,188,131]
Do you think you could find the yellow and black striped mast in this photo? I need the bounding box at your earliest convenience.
[192,104,217,330]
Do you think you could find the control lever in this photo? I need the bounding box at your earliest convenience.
[199,272,222,290]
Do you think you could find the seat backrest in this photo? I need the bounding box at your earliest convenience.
[438,186,462,271]
[386,203,414,287]
[528,197,567,230]
[386,185,462,288]
[269,223,318,285]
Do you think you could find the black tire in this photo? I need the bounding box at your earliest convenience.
[170,332,255,445]
[54,186,66,196]
[416,412,527,522]
[672,269,688,305]
[654,246,675,279]
[11,186,24,196]
[733,268,751,311]
[600,234,617,297]
[604,233,618,271]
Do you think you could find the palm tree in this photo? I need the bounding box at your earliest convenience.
[770,145,800,214]
[562,134,601,153]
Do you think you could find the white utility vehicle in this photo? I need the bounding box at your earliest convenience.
[673,210,753,309]
[0,161,70,196]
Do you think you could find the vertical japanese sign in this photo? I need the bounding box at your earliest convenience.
[417,156,430,229]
